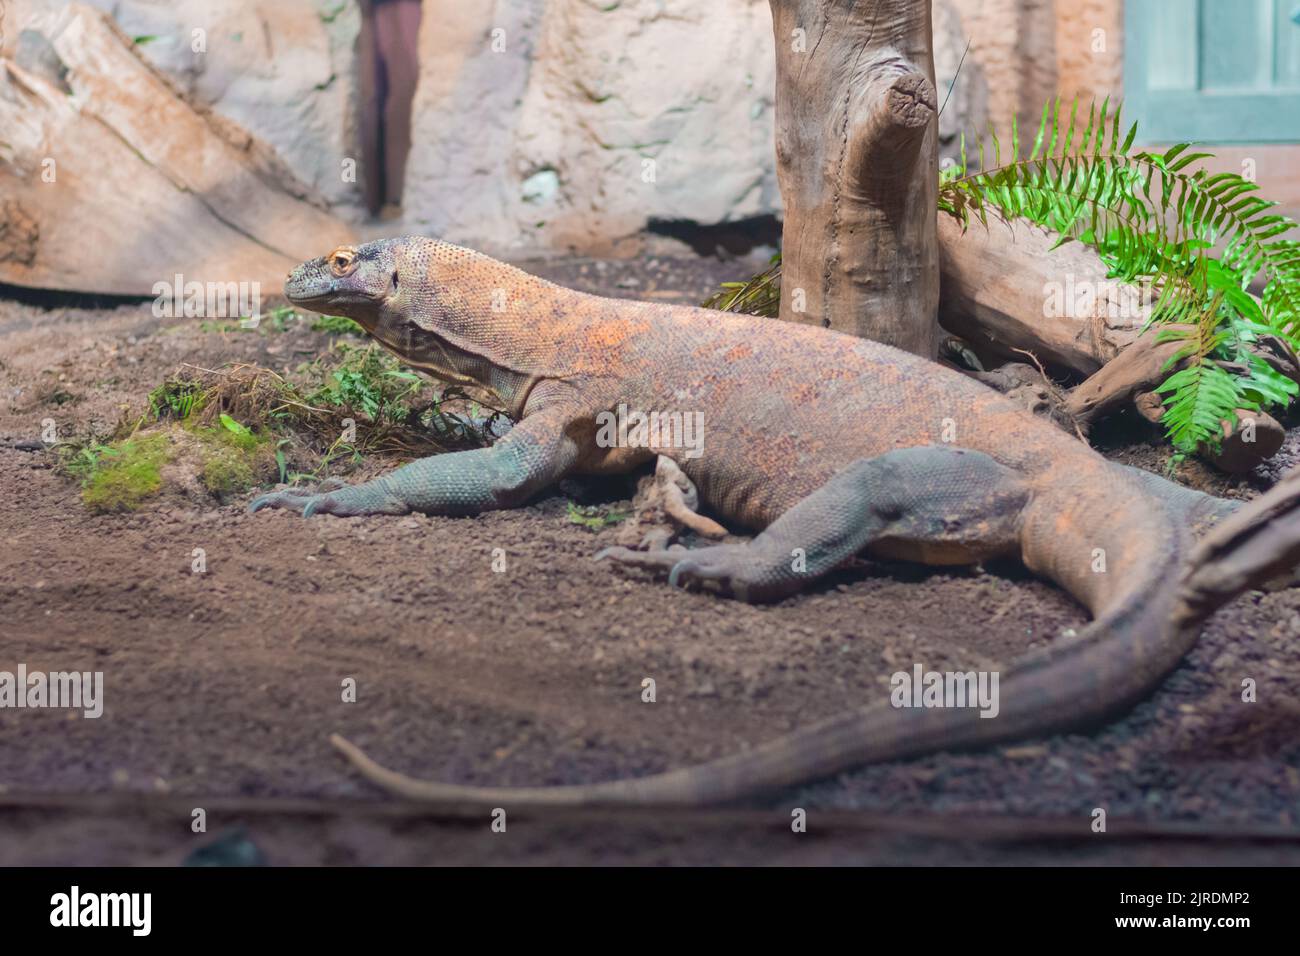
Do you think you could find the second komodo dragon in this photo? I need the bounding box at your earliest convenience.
[249,236,1280,807]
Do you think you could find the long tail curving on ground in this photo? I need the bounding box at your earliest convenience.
[329,473,1300,810]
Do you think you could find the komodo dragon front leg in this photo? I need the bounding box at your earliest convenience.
[600,446,1029,602]
[248,404,583,518]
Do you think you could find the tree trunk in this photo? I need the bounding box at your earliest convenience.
[769,0,939,357]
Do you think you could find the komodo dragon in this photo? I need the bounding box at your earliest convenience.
[249,236,1295,808]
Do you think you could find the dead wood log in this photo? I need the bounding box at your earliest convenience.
[0,3,352,296]
[1132,390,1167,425]
[965,360,1081,435]
[1135,392,1284,473]
[1063,327,1186,425]
[1182,464,1300,618]
[938,211,1289,473]
[1065,328,1285,473]
[769,0,939,357]
[938,214,1149,376]
[1204,410,1285,474]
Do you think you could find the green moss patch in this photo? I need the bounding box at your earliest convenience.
[64,415,277,513]
[186,418,274,497]
[60,348,506,513]
[77,433,170,513]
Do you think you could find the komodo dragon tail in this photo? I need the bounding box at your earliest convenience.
[331,474,1300,810]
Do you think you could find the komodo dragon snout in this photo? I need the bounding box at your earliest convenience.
[284,244,377,309]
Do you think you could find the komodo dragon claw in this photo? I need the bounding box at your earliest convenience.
[595,542,767,597]
[248,477,345,514]
[593,544,686,570]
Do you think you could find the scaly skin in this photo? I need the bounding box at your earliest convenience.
[251,236,1247,808]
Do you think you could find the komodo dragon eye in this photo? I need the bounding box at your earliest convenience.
[327,247,358,277]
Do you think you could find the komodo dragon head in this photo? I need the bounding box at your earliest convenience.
[284,237,535,396]
[284,242,390,318]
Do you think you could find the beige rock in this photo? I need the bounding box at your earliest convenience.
[79,0,365,214]
[403,0,780,254]
[946,0,1122,134]
[933,0,989,166]
[399,0,995,256]
[0,0,1145,263]
[2,0,996,260]
[0,3,352,295]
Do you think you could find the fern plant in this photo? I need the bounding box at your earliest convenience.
[942,97,1300,452]
[707,97,1300,455]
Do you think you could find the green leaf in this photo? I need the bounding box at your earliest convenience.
[220,413,252,438]
[1121,119,1137,154]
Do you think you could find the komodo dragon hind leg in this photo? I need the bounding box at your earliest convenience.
[1112,466,1300,591]
[598,446,1029,603]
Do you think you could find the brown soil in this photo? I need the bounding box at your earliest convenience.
[2,256,1299,866]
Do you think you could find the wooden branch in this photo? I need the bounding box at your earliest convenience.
[1063,327,1186,425]
[6,791,1300,843]
[1205,409,1285,474]
[938,214,1148,376]
[941,219,1288,471]
[770,0,939,357]
[1182,465,1300,619]
[1137,391,1284,473]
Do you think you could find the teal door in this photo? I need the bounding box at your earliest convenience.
[1125,0,1300,141]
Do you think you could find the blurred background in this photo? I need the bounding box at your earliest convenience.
[3,0,1297,295]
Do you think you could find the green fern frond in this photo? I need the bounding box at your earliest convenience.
[701,253,781,316]
[935,98,1299,453]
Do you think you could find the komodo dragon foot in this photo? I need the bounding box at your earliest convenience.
[596,541,774,598]
[599,446,1028,603]
[248,476,411,517]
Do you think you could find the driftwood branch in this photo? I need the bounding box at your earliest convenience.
[1063,327,1185,424]
[940,217,1290,472]
[1183,465,1300,617]
[0,4,352,295]
[938,214,1147,376]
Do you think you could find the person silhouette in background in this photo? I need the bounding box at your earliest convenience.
[359,0,422,219]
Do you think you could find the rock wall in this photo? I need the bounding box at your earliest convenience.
[946,0,1123,133]
[401,0,780,254]
[77,0,366,216]
[0,3,353,294]
[1,0,1138,258]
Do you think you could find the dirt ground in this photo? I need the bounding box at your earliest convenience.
[2,255,1300,866]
